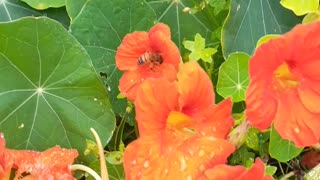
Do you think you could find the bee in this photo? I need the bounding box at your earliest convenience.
[137,51,163,66]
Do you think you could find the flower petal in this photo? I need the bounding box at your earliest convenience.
[178,62,215,117]
[245,78,277,130]
[199,98,234,139]
[274,90,320,147]
[124,135,235,180]
[298,80,320,113]
[135,78,179,136]
[116,32,149,71]
[149,24,181,69]
[119,70,144,101]
[204,158,274,180]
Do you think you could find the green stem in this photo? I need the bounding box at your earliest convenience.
[279,171,295,180]
[114,111,127,151]
[71,164,101,180]
[134,119,140,138]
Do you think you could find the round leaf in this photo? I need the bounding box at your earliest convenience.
[0,17,116,162]
[20,0,65,10]
[68,0,157,115]
[269,126,303,162]
[221,0,301,59]
[280,0,319,16]
[217,52,250,102]
[0,0,70,27]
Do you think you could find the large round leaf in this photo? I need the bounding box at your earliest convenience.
[0,17,115,162]
[221,0,301,59]
[21,0,65,10]
[0,0,70,27]
[68,0,157,115]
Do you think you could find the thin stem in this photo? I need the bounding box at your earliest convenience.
[114,111,127,151]
[279,171,295,180]
[71,164,101,180]
[134,119,139,138]
[90,128,109,180]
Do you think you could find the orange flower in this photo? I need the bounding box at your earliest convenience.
[204,158,274,180]
[116,23,181,101]
[124,62,235,179]
[0,133,78,180]
[246,21,320,147]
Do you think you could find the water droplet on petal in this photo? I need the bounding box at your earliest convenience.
[144,160,149,168]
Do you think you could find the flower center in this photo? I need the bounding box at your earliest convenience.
[167,111,193,127]
[272,62,299,91]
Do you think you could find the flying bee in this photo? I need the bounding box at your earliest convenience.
[137,51,163,66]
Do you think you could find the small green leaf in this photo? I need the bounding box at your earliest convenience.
[269,126,303,162]
[183,33,217,63]
[229,145,255,167]
[280,0,319,16]
[20,0,65,10]
[216,52,250,102]
[244,128,260,151]
[303,9,320,24]
[265,165,277,176]
[208,0,228,15]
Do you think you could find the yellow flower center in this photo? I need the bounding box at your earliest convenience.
[167,111,193,126]
[272,62,299,91]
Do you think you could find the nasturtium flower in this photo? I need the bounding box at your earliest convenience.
[0,133,78,180]
[115,23,181,101]
[204,158,274,180]
[246,21,320,147]
[124,62,235,179]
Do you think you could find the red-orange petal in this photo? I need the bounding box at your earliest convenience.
[116,31,149,71]
[245,78,277,130]
[149,24,180,69]
[135,78,179,137]
[298,80,320,113]
[124,135,235,180]
[204,158,274,180]
[177,62,215,117]
[14,146,78,179]
[119,70,144,101]
[274,90,320,147]
[199,98,234,139]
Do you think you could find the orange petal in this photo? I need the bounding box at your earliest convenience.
[124,135,235,180]
[14,146,78,179]
[274,90,320,147]
[135,79,179,136]
[245,78,277,130]
[116,31,149,71]
[204,158,274,180]
[149,24,180,69]
[298,81,320,113]
[199,98,234,139]
[119,70,144,101]
[177,62,215,117]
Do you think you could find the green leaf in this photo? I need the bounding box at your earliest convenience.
[0,17,115,162]
[89,157,125,180]
[229,145,255,167]
[256,34,281,48]
[146,0,215,53]
[20,0,65,10]
[222,0,301,59]
[303,9,320,24]
[0,0,70,28]
[269,126,303,162]
[65,0,86,22]
[216,52,250,102]
[265,165,277,176]
[208,0,228,15]
[244,128,260,151]
[280,0,319,16]
[68,0,157,116]
[183,33,217,63]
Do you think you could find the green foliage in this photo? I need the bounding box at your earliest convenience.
[183,33,217,63]
[269,126,303,162]
[207,0,229,15]
[0,0,70,27]
[216,52,249,102]
[265,165,277,176]
[229,145,255,168]
[222,0,301,59]
[256,34,281,48]
[280,0,319,16]
[0,17,115,162]
[21,0,65,10]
